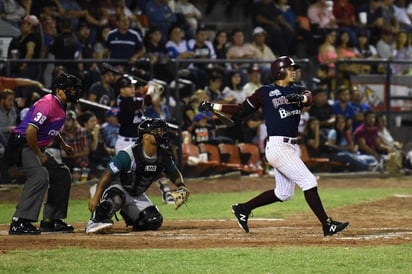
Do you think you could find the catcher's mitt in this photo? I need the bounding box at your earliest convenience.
[170,186,190,209]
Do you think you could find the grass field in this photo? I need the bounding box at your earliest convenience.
[0,177,411,273]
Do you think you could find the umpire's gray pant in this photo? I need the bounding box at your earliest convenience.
[13,146,72,221]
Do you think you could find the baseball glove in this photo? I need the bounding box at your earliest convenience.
[170,186,190,209]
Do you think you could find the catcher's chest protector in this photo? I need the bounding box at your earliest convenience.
[121,144,167,196]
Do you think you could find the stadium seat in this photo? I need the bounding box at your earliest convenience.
[299,144,349,172]
[181,143,220,177]
[217,143,262,175]
[198,143,240,175]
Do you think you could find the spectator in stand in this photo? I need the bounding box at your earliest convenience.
[145,0,176,44]
[349,84,372,131]
[243,64,263,97]
[187,26,216,88]
[312,64,332,97]
[49,17,82,78]
[204,71,227,103]
[381,0,400,33]
[226,28,256,85]
[251,27,276,84]
[99,107,119,158]
[332,0,359,46]
[166,25,207,89]
[87,67,115,122]
[143,27,175,83]
[354,110,391,162]
[308,87,336,134]
[144,92,172,122]
[61,110,90,173]
[406,0,412,21]
[0,0,28,28]
[212,30,230,73]
[354,29,379,73]
[393,0,412,32]
[252,0,296,56]
[105,13,145,68]
[7,15,42,108]
[77,22,100,87]
[376,27,394,59]
[391,30,412,75]
[92,26,111,60]
[0,89,17,147]
[336,30,370,76]
[307,0,338,34]
[366,0,385,45]
[175,0,203,38]
[326,115,377,171]
[222,70,247,104]
[318,29,339,78]
[77,110,103,179]
[332,85,358,132]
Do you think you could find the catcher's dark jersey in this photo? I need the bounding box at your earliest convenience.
[244,83,311,138]
[107,143,177,196]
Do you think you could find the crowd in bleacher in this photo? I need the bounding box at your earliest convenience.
[1,0,412,180]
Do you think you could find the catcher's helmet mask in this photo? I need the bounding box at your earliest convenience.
[52,73,83,103]
[271,56,301,80]
[137,118,169,146]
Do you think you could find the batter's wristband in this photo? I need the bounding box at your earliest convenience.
[212,103,222,112]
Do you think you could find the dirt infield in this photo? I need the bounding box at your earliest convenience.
[1,175,411,251]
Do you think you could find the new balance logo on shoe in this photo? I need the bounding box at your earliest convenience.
[231,204,250,233]
[323,218,349,236]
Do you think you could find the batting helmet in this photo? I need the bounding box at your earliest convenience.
[115,75,137,93]
[137,118,169,145]
[271,56,301,80]
[52,73,83,103]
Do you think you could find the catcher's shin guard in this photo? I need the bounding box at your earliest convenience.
[132,206,163,231]
[94,187,125,222]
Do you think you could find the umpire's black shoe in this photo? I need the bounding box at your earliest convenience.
[231,204,251,233]
[40,219,74,233]
[9,218,41,235]
[323,217,349,236]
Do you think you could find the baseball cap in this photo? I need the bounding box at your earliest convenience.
[193,112,210,122]
[22,15,39,26]
[106,107,119,117]
[253,26,265,36]
[66,110,77,120]
[248,63,261,73]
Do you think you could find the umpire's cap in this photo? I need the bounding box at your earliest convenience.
[271,56,301,80]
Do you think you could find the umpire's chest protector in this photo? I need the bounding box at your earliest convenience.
[121,144,169,196]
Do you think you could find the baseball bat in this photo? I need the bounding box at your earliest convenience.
[213,110,235,127]
[41,88,179,130]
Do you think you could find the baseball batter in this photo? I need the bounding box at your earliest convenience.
[199,56,349,236]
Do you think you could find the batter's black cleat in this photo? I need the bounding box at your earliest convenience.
[323,217,349,236]
[9,218,41,235]
[40,219,74,233]
[231,204,251,233]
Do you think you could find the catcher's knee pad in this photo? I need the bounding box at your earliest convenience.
[132,206,163,231]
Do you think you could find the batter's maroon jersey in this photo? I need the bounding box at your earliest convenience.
[221,83,312,138]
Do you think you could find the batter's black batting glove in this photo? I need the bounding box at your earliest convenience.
[199,101,214,112]
[286,93,304,103]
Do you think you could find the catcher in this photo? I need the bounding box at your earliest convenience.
[86,118,189,234]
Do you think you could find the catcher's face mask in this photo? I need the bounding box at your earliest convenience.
[149,128,169,147]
